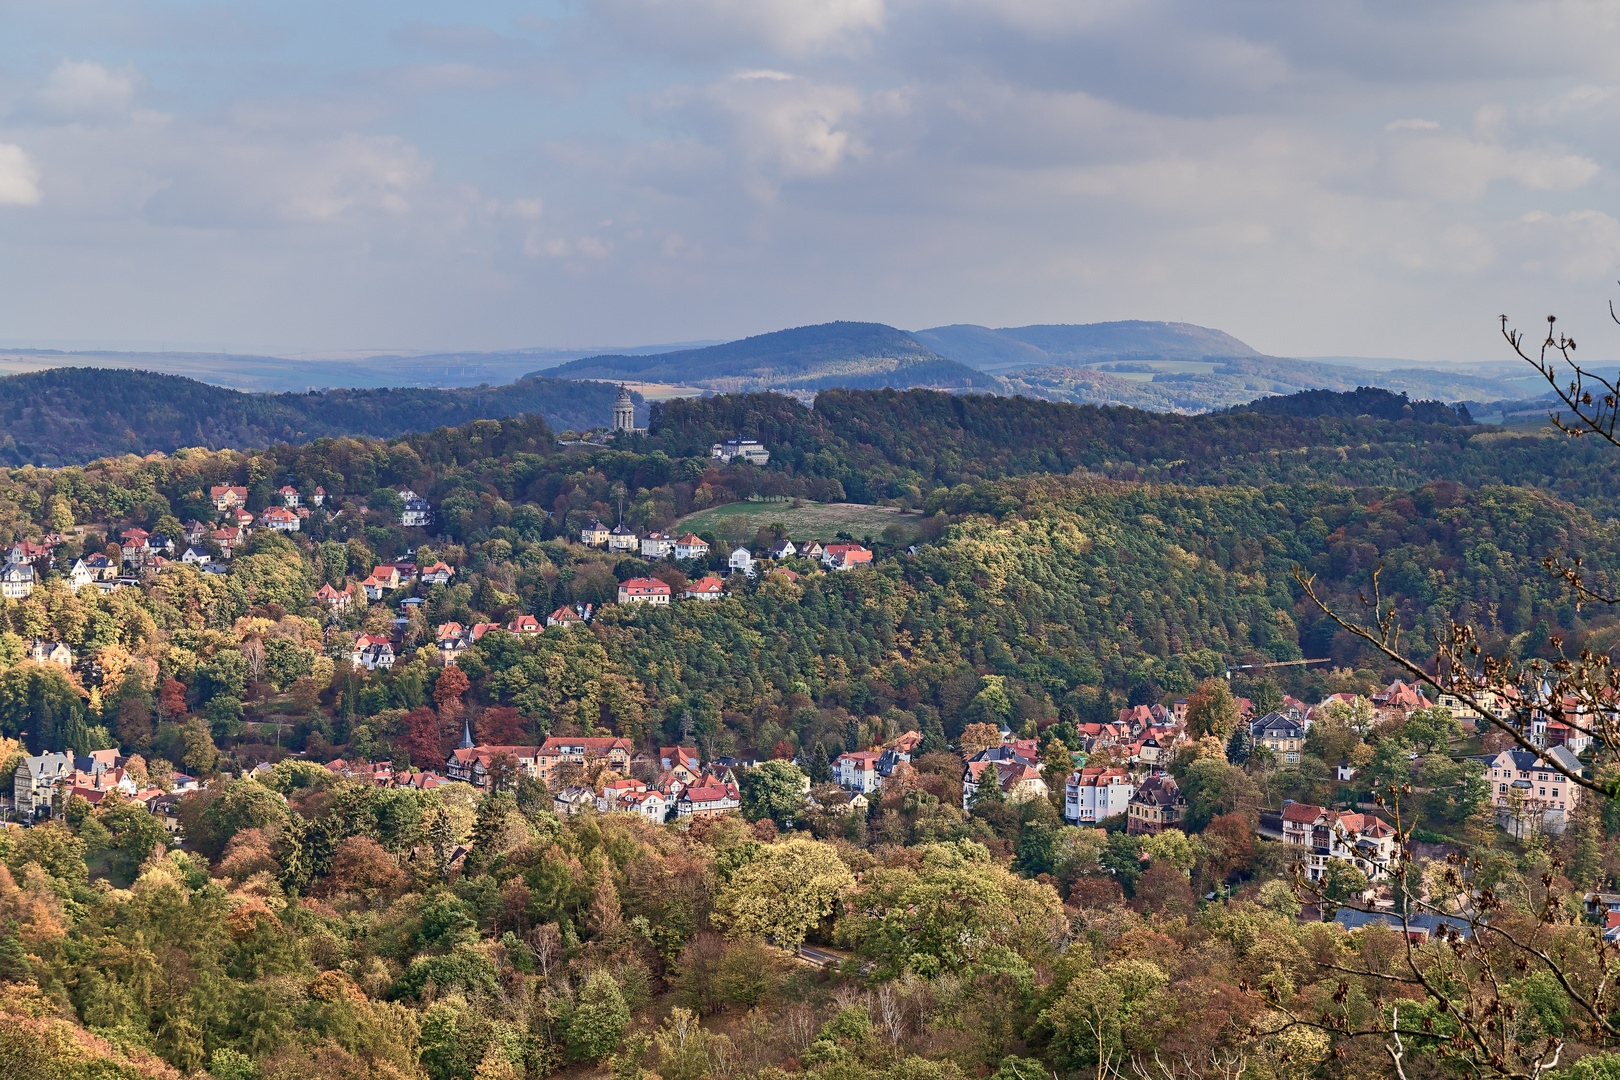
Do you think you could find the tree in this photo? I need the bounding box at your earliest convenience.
[959,722,1002,757]
[1400,705,1463,754]
[1185,678,1241,739]
[808,742,832,784]
[1317,858,1370,917]
[568,970,630,1062]
[737,761,808,828]
[1224,723,1251,764]
[713,837,855,950]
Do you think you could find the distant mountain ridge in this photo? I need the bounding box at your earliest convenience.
[915,320,1261,372]
[0,368,628,466]
[539,322,997,393]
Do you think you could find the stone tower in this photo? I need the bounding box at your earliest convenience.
[612,384,636,432]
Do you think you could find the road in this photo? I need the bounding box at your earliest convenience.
[798,944,842,966]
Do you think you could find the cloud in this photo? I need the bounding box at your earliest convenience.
[0,145,42,206]
[35,59,138,119]
[141,131,435,227]
[592,0,886,58]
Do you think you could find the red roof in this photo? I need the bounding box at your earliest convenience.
[685,576,725,595]
[1282,802,1326,824]
[675,534,707,546]
[508,614,542,632]
[620,577,672,597]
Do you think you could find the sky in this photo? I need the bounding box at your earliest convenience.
[1,0,1620,361]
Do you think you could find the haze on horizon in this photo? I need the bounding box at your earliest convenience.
[1,0,1618,364]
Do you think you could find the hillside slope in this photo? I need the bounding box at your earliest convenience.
[542,322,997,393]
[0,368,629,465]
[915,320,1261,370]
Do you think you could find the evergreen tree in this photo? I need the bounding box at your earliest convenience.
[1224,724,1250,765]
[0,920,29,982]
[810,742,832,784]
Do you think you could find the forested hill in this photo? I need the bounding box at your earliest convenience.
[1227,385,1473,424]
[0,368,626,466]
[647,387,1620,512]
[541,321,996,393]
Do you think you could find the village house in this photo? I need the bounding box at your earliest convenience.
[28,640,72,668]
[419,561,454,586]
[0,564,34,599]
[710,438,770,465]
[210,485,248,512]
[260,506,300,532]
[446,744,543,789]
[615,788,669,823]
[535,736,634,786]
[1279,802,1399,881]
[580,520,610,546]
[1065,767,1135,825]
[1251,711,1306,763]
[6,540,54,569]
[180,545,212,565]
[768,540,796,559]
[799,541,824,560]
[436,622,469,664]
[678,782,742,819]
[1372,680,1433,724]
[211,526,243,558]
[618,577,671,605]
[554,786,597,816]
[659,747,703,784]
[351,635,395,671]
[67,559,94,592]
[398,490,433,528]
[1485,746,1583,836]
[1126,774,1186,835]
[728,547,756,577]
[278,486,302,508]
[822,544,873,570]
[312,486,326,506]
[316,582,358,611]
[641,531,675,558]
[508,614,543,634]
[547,606,586,628]
[834,750,884,793]
[962,760,1048,807]
[608,524,639,552]
[673,534,710,560]
[684,576,726,600]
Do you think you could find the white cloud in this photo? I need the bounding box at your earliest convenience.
[35,59,138,119]
[0,144,42,206]
[592,0,885,57]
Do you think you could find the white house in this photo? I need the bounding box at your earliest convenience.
[400,492,433,528]
[728,547,756,578]
[710,438,770,465]
[833,750,883,793]
[641,531,675,558]
[1064,767,1135,825]
[0,564,34,599]
[607,524,639,552]
[673,533,710,560]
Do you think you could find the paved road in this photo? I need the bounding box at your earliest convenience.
[799,944,842,966]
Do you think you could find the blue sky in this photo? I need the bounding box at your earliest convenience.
[1,0,1618,361]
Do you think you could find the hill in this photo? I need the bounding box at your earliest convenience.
[0,367,629,465]
[914,319,1261,371]
[1230,386,1473,424]
[540,321,997,393]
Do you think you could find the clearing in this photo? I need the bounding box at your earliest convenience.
[676,501,921,543]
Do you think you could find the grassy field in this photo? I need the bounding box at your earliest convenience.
[676,501,922,543]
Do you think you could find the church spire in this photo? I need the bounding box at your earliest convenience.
[459,716,474,749]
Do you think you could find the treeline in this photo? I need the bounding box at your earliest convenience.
[1230,385,1473,425]
[652,388,1617,512]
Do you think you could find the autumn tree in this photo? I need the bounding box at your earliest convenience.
[1185,677,1241,739]
[713,837,855,950]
